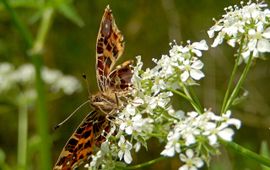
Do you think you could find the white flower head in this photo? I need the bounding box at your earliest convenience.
[208,1,270,63]
[179,149,204,170]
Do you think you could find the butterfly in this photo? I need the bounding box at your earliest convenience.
[53,5,133,170]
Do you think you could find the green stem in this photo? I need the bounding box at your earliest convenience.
[221,140,270,167]
[221,59,239,113]
[168,87,189,100]
[224,54,253,112]
[17,98,28,170]
[188,86,203,112]
[124,156,167,169]
[168,87,201,114]
[221,38,244,113]
[181,83,202,114]
[30,7,54,55]
[31,8,54,170]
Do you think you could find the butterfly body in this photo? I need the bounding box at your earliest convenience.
[90,90,119,114]
[53,5,133,170]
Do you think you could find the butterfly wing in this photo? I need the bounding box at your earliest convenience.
[108,60,133,91]
[96,5,124,91]
[53,111,108,170]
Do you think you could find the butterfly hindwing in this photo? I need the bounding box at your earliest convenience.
[53,111,108,170]
[108,60,133,91]
[96,6,124,91]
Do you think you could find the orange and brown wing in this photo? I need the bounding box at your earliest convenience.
[53,111,108,170]
[108,60,133,91]
[96,5,124,91]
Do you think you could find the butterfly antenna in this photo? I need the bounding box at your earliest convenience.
[54,100,90,130]
[82,74,91,97]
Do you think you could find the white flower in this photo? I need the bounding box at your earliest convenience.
[203,122,235,145]
[179,59,204,82]
[89,150,103,168]
[134,142,141,152]
[221,110,241,129]
[0,63,15,92]
[208,1,270,63]
[189,40,209,57]
[118,136,133,164]
[42,67,62,84]
[161,131,181,157]
[179,149,204,170]
[202,110,240,145]
[14,64,35,83]
[119,114,143,135]
[53,76,81,95]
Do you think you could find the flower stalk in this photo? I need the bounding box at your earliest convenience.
[221,140,270,167]
[17,96,28,170]
[224,53,253,112]
[124,157,167,169]
[31,7,54,170]
[221,40,243,113]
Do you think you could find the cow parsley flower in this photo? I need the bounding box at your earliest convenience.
[0,62,82,101]
[208,1,270,63]
[161,109,241,169]
[179,149,204,170]
[179,59,204,82]
[118,136,133,164]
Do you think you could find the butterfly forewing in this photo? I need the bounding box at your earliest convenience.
[96,6,125,91]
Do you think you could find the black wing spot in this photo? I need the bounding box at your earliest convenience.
[82,131,91,139]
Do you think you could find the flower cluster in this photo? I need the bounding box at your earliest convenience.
[161,110,241,168]
[208,1,270,63]
[0,62,81,103]
[87,39,221,169]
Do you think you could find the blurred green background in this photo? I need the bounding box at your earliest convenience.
[0,0,270,169]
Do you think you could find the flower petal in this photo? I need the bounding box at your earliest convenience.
[257,39,270,52]
[190,69,204,80]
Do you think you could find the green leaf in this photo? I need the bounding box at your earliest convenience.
[56,2,84,27]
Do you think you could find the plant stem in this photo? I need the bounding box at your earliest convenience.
[30,7,54,55]
[221,39,243,113]
[221,55,240,113]
[181,83,202,114]
[168,87,201,114]
[17,98,28,170]
[224,54,253,112]
[188,86,203,112]
[124,156,167,169]
[221,140,270,167]
[31,7,54,170]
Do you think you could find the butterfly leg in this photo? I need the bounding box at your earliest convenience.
[115,92,119,107]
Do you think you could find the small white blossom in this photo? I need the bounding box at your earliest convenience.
[179,59,204,82]
[119,114,143,135]
[53,76,82,95]
[179,149,204,170]
[118,136,133,164]
[161,131,181,157]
